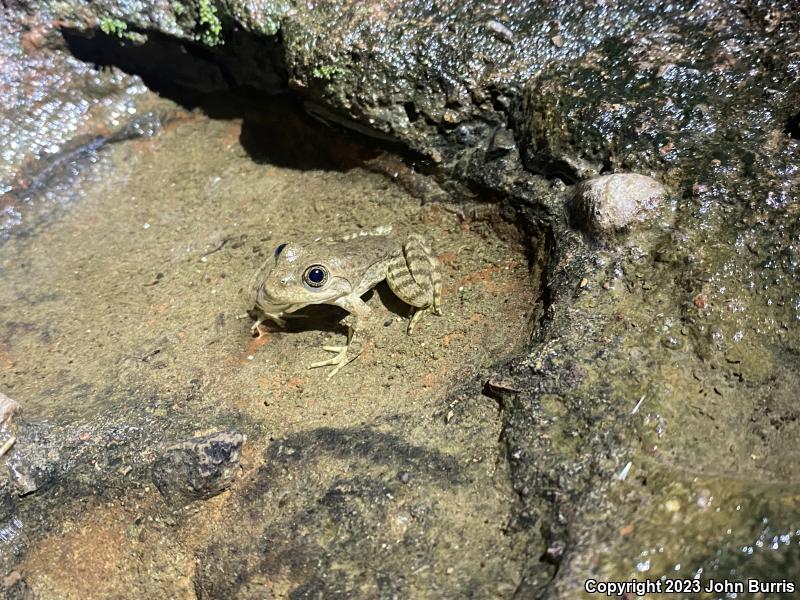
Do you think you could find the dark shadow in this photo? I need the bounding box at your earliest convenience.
[252,282,411,338]
[372,281,414,319]
[275,304,347,335]
[60,28,398,172]
[237,99,380,170]
[786,111,800,140]
[257,426,466,487]
[195,426,467,599]
[62,27,285,107]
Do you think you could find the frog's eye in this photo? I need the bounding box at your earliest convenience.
[303,264,329,288]
[274,243,287,257]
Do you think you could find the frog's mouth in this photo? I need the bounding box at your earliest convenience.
[255,283,342,315]
[256,299,293,314]
[255,298,310,316]
[284,303,309,313]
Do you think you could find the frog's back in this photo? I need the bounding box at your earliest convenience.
[323,234,402,288]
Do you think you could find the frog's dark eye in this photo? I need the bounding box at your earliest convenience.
[303,264,329,288]
[274,243,287,257]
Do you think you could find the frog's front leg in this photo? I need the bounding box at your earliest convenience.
[250,310,287,336]
[309,294,371,379]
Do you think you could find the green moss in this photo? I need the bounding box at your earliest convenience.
[312,64,344,81]
[196,0,223,45]
[243,0,292,36]
[98,17,138,41]
[99,17,126,36]
[170,0,223,46]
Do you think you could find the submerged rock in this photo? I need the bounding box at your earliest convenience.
[151,431,245,507]
[568,173,667,239]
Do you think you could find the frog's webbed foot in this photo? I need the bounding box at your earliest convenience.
[309,306,371,379]
[309,343,362,379]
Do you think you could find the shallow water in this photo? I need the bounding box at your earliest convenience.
[0,14,148,195]
[0,100,540,596]
[0,111,535,421]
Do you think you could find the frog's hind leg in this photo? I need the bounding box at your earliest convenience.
[310,295,370,379]
[386,234,442,334]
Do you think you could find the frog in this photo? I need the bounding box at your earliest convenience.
[247,226,442,378]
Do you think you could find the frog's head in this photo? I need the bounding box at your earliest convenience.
[254,241,352,313]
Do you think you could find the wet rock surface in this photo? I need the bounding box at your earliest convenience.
[0,0,798,598]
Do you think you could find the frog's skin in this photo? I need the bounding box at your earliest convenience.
[248,227,442,378]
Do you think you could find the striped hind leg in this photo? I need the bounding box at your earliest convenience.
[386,234,442,334]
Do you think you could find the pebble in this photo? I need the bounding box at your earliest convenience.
[569,173,667,239]
[151,431,246,507]
[0,392,19,423]
[485,20,514,43]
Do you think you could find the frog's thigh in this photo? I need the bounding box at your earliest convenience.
[422,238,442,315]
[407,234,442,314]
[387,236,435,309]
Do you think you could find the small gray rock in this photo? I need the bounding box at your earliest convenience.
[486,126,517,159]
[152,431,245,507]
[0,473,15,522]
[0,392,19,423]
[485,20,514,43]
[2,417,59,497]
[569,173,667,238]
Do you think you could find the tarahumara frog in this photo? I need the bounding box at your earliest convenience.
[248,227,442,377]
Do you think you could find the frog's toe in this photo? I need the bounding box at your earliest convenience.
[310,345,361,378]
[407,307,428,335]
[325,359,348,379]
[310,354,343,369]
[310,348,346,376]
[324,344,347,350]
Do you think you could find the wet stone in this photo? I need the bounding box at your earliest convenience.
[2,571,33,600]
[568,173,667,239]
[0,474,14,522]
[3,420,60,497]
[151,431,245,507]
[0,392,19,423]
[486,126,517,159]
